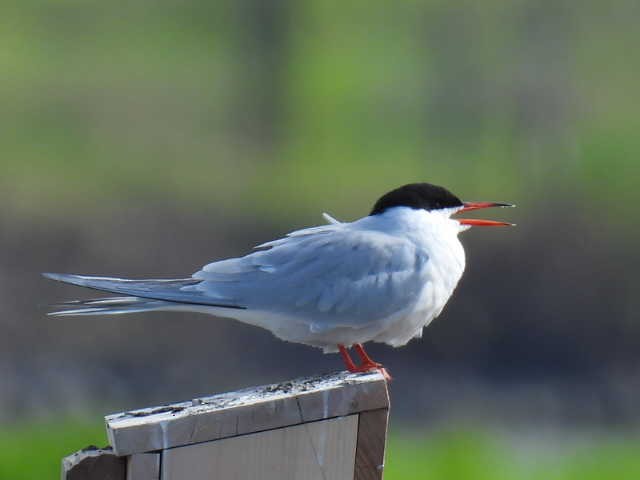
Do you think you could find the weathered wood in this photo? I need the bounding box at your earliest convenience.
[61,446,125,480]
[126,453,160,480]
[63,371,389,479]
[162,415,359,480]
[355,409,389,480]
[106,370,388,456]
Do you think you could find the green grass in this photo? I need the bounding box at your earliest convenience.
[386,430,640,480]
[0,421,106,480]
[2,420,640,479]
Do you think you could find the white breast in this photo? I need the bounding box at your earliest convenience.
[370,207,466,347]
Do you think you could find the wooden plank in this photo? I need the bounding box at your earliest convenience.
[161,415,358,480]
[354,409,389,480]
[61,446,125,480]
[106,370,388,456]
[127,453,160,480]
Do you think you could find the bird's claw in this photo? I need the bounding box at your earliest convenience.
[349,361,392,382]
[339,344,392,381]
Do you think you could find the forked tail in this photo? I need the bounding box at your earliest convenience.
[43,273,244,316]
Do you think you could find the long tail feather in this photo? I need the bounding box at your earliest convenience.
[43,273,246,313]
[48,296,172,316]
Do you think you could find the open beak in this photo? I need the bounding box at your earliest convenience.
[456,201,515,227]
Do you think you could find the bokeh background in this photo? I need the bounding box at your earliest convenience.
[2,1,639,478]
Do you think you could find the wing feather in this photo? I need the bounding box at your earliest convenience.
[192,223,429,328]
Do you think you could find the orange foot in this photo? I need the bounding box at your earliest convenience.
[338,344,392,381]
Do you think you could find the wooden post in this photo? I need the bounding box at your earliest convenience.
[62,371,390,480]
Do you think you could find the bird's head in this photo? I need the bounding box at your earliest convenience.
[370,182,514,231]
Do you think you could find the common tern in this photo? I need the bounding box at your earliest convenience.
[44,183,513,379]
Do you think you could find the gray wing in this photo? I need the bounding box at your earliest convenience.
[190,223,430,328]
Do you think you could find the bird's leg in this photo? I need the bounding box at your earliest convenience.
[353,343,392,381]
[338,344,358,372]
[353,343,382,368]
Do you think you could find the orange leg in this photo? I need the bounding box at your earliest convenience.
[353,343,382,368]
[338,344,358,372]
[338,344,392,381]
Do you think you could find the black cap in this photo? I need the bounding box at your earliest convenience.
[370,183,463,215]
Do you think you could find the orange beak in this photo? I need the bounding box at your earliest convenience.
[456,201,515,227]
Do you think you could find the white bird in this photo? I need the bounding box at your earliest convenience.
[44,183,513,379]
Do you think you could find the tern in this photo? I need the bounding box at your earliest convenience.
[44,183,513,379]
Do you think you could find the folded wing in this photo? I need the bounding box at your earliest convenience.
[191,223,430,329]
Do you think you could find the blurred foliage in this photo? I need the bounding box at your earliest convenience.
[2,420,640,479]
[0,420,106,480]
[1,1,638,221]
[387,430,640,479]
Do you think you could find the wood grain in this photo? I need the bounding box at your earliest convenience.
[162,415,358,480]
[354,409,389,480]
[127,453,160,480]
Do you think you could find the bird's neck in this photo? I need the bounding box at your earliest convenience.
[365,207,465,269]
